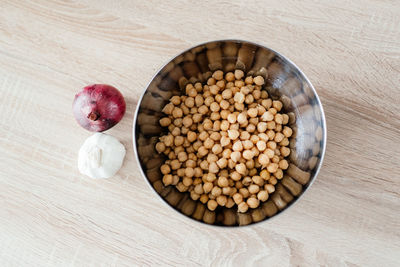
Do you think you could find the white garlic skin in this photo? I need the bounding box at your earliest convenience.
[78,133,126,179]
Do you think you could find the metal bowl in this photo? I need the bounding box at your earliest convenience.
[133,40,326,227]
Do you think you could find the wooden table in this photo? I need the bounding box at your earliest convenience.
[1,0,399,266]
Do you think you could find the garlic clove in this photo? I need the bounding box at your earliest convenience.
[78,133,126,179]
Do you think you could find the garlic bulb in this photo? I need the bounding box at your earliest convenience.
[78,133,126,179]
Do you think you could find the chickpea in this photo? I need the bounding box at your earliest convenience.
[216,176,228,188]
[184,167,194,178]
[247,197,260,209]
[182,117,193,128]
[207,199,218,211]
[182,177,193,187]
[242,140,253,150]
[210,102,220,112]
[212,70,224,80]
[186,131,197,143]
[258,153,269,166]
[274,113,283,124]
[198,131,208,141]
[203,138,214,149]
[209,85,219,95]
[216,195,227,206]
[168,151,176,160]
[228,129,240,140]
[231,171,241,181]
[195,95,204,107]
[261,99,272,109]
[234,69,244,80]
[211,186,222,197]
[186,159,196,168]
[235,181,243,189]
[257,122,268,132]
[249,117,259,125]
[222,89,233,99]
[274,132,285,142]
[162,174,173,186]
[275,168,283,179]
[233,193,244,204]
[227,113,237,124]
[248,184,260,194]
[230,151,241,162]
[253,76,264,86]
[234,92,245,104]
[198,105,208,114]
[169,159,180,170]
[222,148,232,159]
[228,158,235,168]
[172,107,183,118]
[260,90,268,99]
[155,142,166,153]
[177,151,188,162]
[252,90,261,100]
[176,168,185,177]
[250,134,260,144]
[230,123,239,130]
[246,124,256,133]
[279,159,289,170]
[198,146,208,157]
[244,76,253,84]
[269,177,278,185]
[243,150,254,160]
[257,190,269,202]
[216,80,225,89]
[176,182,188,192]
[194,167,203,177]
[271,155,279,164]
[260,169,270,180]
[209,162,219,173]
[216,158,228,169]
[200,194,209,204]
[225,72,235,82]
[232,141,243,152]
[192,113,202,123]
[267,163,279,173]
[207,154,218,163]
[272,100,283,111]
[248,107,258,118]
[269,107,277,115]
[261,111,274,122]
[162,103,174,114]
[185,97,195,108]
[209,132,221,141]
[206,173,217,182]
[265,184,275,193]
[203,182,213,193]
[159,117,171,127]
[267,141,277,150]
[235,163,246,175]
[217,120,228,131]
[282,114,289,125]
[246,159,255,169]
[238,202,249,213]
[212,144,223,154]
[280,146,290,157]
[220,99,230,110]
[234,102,245,111]
[256,140,267,151]
[282,126,293,137]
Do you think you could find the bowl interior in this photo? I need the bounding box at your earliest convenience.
[134,40,326,226]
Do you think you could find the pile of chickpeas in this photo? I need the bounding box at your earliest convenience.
[155,70,292,213]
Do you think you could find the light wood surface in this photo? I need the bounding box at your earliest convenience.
[1,0,399,266]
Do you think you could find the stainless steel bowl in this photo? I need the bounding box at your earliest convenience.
[133,40,327,227]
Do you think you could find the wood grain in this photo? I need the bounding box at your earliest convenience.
[0,0,399,266]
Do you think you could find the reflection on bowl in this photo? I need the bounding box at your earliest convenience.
[133,40,326,227]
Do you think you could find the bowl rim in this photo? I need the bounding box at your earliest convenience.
[132,39,327,228]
